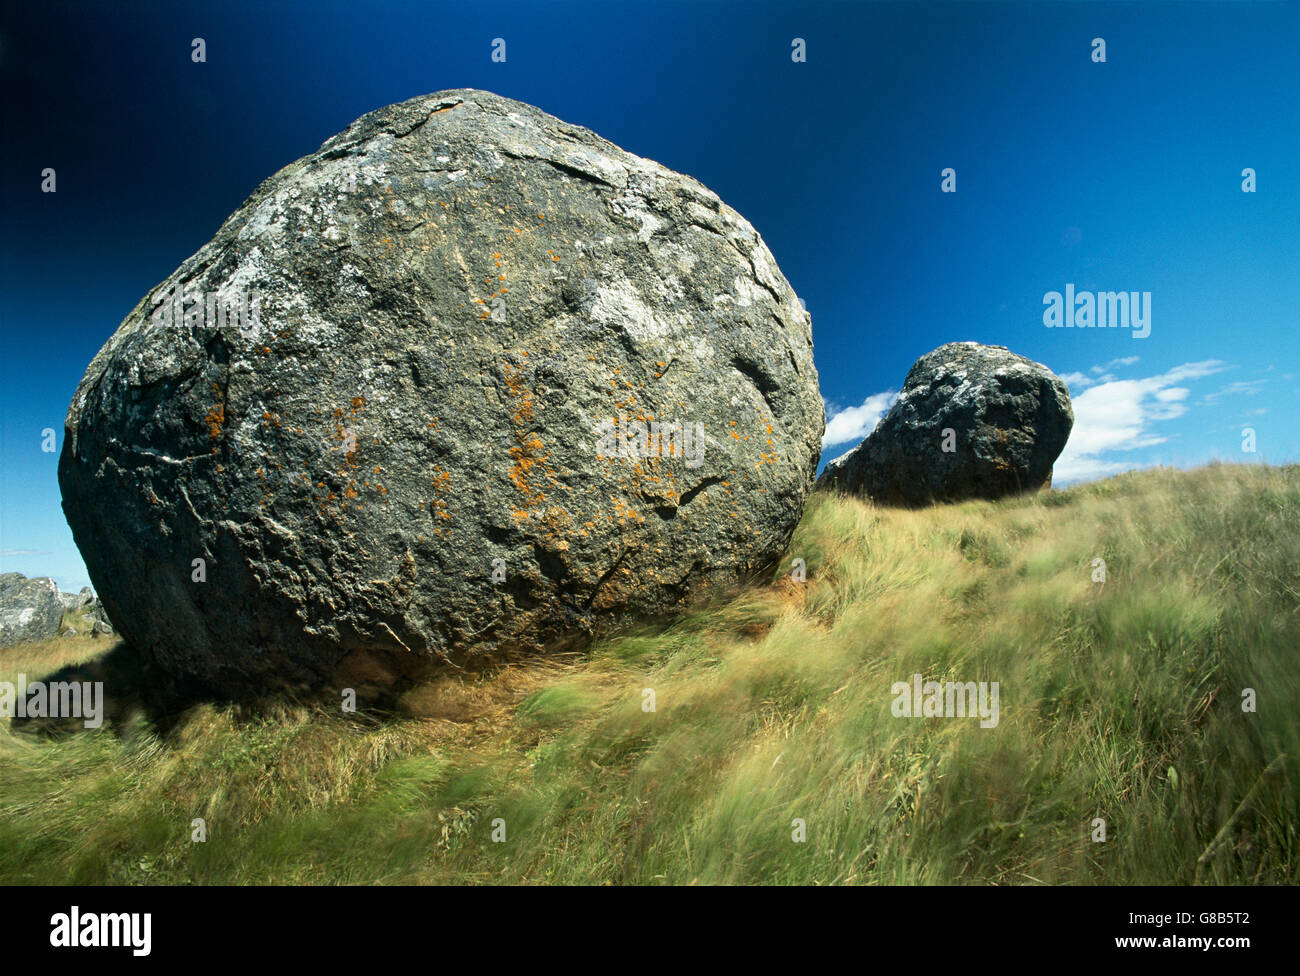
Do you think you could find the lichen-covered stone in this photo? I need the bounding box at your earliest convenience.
[59,89,822,696]
[0,574,63,647]
[818,342,1072,505]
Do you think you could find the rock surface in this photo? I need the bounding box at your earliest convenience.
[59,89,823,696]
[0,574,64,647]
[818,342,1072,504]
[58,587,95,612]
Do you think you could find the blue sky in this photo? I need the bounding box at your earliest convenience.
[1,0,1297,590]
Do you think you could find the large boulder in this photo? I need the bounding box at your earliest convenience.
[0,573,64,647]
[818,342,1072,504]
[59,89,823,696]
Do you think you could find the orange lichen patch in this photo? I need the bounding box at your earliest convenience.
[508,435,546,494]
[611,495,643,523]
[205,402,225,439]
[503,360,563,516]
[425,466,453,533]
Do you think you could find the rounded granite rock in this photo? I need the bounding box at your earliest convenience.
[818,342,1072,505]
[58,89,823,697]
[0,574,64,648]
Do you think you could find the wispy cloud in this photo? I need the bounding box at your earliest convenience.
[1,548,50,557]
[1062,356,1140,392]
[823,391,897,449]
[1091,355,1139,374]
[1054,360,1229,484]
[1059,371,1095,390]
[1202,379,1267,404]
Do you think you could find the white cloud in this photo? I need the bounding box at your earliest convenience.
[1054,360,1228,484]
[1089,356,1139,375]
[1062,356,1139,392]
[1202,379,1267,404]
[1064,371,1118,391]
[822,391,897,449]
[1059,371,1095,391]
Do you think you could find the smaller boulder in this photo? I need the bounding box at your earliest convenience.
[58,588,93,611]
[76,587,94,609]
[0,573,64,647]
[818,342,1073,505]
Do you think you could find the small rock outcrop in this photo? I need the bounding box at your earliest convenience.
[0,574,64,647]
[59,89,823,696]
[58,587,95,612]
[818,342,1072,504]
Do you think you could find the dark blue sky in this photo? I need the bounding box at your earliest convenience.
[2,0,1297,589]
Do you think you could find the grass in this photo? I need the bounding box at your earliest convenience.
[1,462,1296,885]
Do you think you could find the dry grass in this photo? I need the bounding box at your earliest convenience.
[1,462,1296,885]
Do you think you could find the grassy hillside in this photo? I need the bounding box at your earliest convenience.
[2,463,1296,885]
